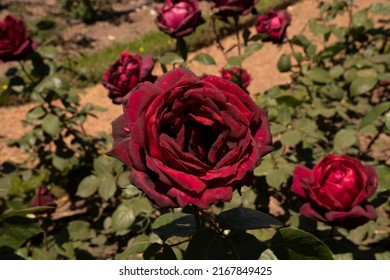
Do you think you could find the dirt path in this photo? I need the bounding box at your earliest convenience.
[0,0,385,164]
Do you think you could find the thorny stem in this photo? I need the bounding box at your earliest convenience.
[211,17,228,60]
[192,205,201,232]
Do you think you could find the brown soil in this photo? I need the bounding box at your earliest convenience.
[0,0,388,165]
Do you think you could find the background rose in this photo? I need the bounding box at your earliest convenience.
[211,0,258,20]
[31,186,57,216]
[255,9,292,44]
[291,155,378,229]
[220,66,251,90]
[102,52,156,104]
[0,15,37,62]
[155,0,205,38]
[109,68,273,209]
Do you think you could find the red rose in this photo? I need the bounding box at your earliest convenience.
[155,0,205,38]
[31,186,57,216]
[255,9,291,44]
[102,52,156,104]
[108,68,273,209]
[211,0,258,20]
[0,15,37,62]
[220,67,251,90]
[292,155,378,229]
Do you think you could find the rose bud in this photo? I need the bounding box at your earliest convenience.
[31,186,57,216]
[291,154,378,229]
[108,68,273,209]
[220,66,251,90]
[0,15,37,63]
[102,52,156,104]
[255,9,292,44]
[155,0,205,38]
[211,0,258,21]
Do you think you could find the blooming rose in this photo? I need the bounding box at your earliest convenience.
[0,15,37,62]
[292,155,378,229]
[155,0,205,38]
[108,68,273,209]
[220,67,251,90]
[102,52,156,104]
[211,0,258,20]
[31,186,57,216]
[255,9,291,44]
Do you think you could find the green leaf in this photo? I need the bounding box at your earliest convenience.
[41,113,61,136]
[27,106,46,120]
[52,155,69,172]
[93,155,114,175]
[217,207,282,230]
[227,56,244,67]
[244,42,263,57]
[277,104,291,126]
[270,227,334,260]
[0,216,42,250]
[52,77,70,90]
[97,174,116,200]
[306,67,332,84]
[159,52,184,65]
[333,129,357,150]
[190,53,216,65]
[266,168,289,189]
[36,19,56,30]
[291,35,310,47]
[277,54,291,73]
[375,166,390,192]
[67,220,91,241]
[152,212,195,240]
[369,3,390,15]
[352,9,369,28]
[281,130,301,147]
[228,232,268,260]
[359,102,390,130]
[184,229,230,259]
[0,206,55,221]
[349,77,377,97]
[116,234,150,260]
[76,175,98,198]
[112,203,135,232]
[143,243,176,260]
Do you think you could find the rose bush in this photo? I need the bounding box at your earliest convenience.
[102,52,156,104]
[155,0,205,38]
[108,68,273,209]
[291,155,378,229]
[220,66,251,90]
[211,0,258,20]
[0,15,37,62]
[255,9,291,44]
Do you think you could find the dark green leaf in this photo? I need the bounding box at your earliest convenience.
[191,53,216,65]
[217,207,282,230]
[67,220,91,241]
[144,243,176,260]
[277,54,291,73]
[27,106,46,120]
[349,77,377,97]
[0,206,55,221]
[76,175,98,198]
[116,234,150,260]
[152,212,195,240]
[184,229,230,259]
[36,19,56,30]
[229,232,268,260]
[244,42,263,57]
[0,216,42,250]
[291,35,310,47]
[359,102,390,130]
[270,227,334,260]
[159,52,184,65]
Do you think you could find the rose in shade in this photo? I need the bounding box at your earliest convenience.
[155,0,205,38]
[220,66,251,90]
[255,9,291,44]
[31,186,57,216]
[0,15,37,62]
[291,154,378,229]
[211,0,258,20]
[102,52,156,104]
[108,68,273,209]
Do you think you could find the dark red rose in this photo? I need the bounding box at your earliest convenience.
[211,0,258,20]
[292,155,378,229]
[0,15,37,63]
[220,67,251,90]
[102,52,156,104]
[155,0,205,38]
[108,68,273,209]
[31,186,57,216]
[255,9,291,44]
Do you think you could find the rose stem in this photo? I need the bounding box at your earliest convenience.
[18,61,35,84]
[192,205,201,232]
[285,34,303,75]
[233,16,242,57]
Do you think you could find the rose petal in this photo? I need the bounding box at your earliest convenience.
[291,165,312,198]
